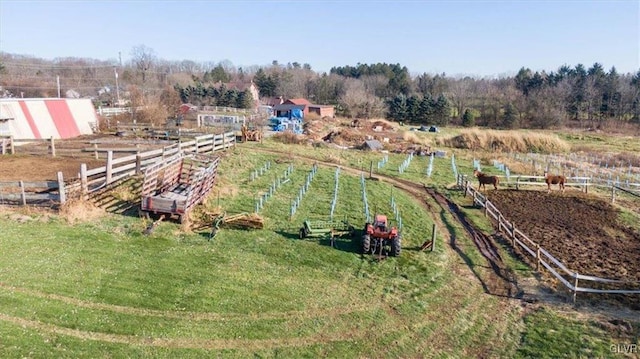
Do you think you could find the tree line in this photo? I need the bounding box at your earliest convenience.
[1,46,639,130]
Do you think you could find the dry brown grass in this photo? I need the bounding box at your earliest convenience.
[332,129,366,146]
[305,113,322,122]
[272,132,307,145]
[438,129,570,153]
[402,131,433,147]
[368,118,398,131]
[59,199,104,224]
[109,182,140,202]
[323,154,343,164]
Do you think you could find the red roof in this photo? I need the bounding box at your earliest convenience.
[285,98,311,106]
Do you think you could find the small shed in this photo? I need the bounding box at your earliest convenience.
[308,105,335,118]
[363,139,383,151]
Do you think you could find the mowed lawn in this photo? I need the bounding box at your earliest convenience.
[0,142,633,358]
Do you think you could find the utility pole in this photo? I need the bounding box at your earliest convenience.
[56,75,61,98]
[114,67,120,106]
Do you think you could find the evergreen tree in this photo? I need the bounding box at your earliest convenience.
[417,94,433,124]
[254,69,278,97]
[432,94,451,125]
[216,84,228,106]
[174,85,189,103]
[462,109,475,127]
[405,95,420,123]
[515,67,533,95]
[502,103,518,128]
[210,64,230,83]
[387,95,407,122]
[223,90,238,107]
[236,89,254,109]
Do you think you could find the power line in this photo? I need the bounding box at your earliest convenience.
[2,62,210,75]
[1,61,118,69]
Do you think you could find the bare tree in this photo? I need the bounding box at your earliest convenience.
[448,77,473,119]
[340,78,385,118]
[130,45,156,84]
[276,68,313,100]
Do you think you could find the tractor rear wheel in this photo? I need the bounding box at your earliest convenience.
[362,234,371,254]
[391,235,401,257]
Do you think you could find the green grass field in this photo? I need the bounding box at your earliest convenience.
[0,139,637,358]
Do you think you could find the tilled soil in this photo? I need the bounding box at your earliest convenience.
[485,190,640,283]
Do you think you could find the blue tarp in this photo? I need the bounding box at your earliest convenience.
[291,108,303,119]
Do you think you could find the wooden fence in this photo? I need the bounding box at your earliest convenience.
[0,174,66,206]
[476,174,593,192]
[0,132,235,207]
[459,173,640,200]
[457,174,640,302]
[0,136,14,154]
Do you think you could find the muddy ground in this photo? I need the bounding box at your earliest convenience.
[485,189,640,285]
[0,155,105,181]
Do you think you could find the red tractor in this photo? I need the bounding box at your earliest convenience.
[362,214,401,257]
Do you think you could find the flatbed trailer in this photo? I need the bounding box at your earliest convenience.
[140,154,220,223]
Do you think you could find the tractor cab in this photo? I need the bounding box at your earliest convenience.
[373,214,388,232]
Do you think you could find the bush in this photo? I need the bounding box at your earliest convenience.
[271,132,307,145]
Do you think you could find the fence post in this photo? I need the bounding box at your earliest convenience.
[57,171,66,205]
[484,200,488,217]
[536,244,541,271]
[222,133,227,151]
[611,186,616,203]
[80,163,88,200]
[1,138,5,155]
[511,222,516,246]
[106,151,113,184]
[50,136,56,157]
[19,180,26,206]
[585,178,589,194]
[516,176,520,190]
[93,143,99,159]
[135,152,142,174]
[194,138,199,154]
[10,136,15,154]
[572,273,579,304]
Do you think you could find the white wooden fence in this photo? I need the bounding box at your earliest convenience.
[0,132,235,207]
[482,174,593,192]
[457,174,640,302]
[0,136,14,154]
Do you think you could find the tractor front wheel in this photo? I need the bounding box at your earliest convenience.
[362,234,371,254]
[391,235,401,257]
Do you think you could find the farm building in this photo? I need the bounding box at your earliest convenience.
[272,98,335,118]
[308,104,335,118]
[0,98,97,139]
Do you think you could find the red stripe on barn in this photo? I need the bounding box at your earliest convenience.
[18,100,42,139]
[45,100,81,138]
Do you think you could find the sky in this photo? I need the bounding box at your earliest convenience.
[0,0,638,77]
